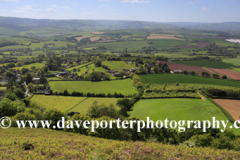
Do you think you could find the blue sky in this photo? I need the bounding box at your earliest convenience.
[0,0,239,22]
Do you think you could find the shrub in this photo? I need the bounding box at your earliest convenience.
[0,98,18,117]
[189,134,213,147]
[12,113,36,127]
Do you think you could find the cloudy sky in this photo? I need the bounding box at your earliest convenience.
[0,0,239,22]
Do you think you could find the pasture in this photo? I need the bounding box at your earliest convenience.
[31,95,86,112]
[147,34,184,41]
[139,74,240,88]
[13,63,45,70]
[149,39,188,49]
[223,58,240,66]
[102,61,135,70]
[49,79,137,95]
[129,98,228,122]
[172,60,236,68]
[69,98,121,114]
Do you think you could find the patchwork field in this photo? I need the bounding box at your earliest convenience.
[13,63,45,70]
[31,95,86,112]
[139,74,240,88]
[157,60,215,76]
[175,42,210,49]
[49,79,137,95]
[102,61,135,70]
[210,68,240,80]
[69,98,121,114]
[147,34,184,41]
[129,98,228,122]
[172,60,235,68]
[214,99,240,120]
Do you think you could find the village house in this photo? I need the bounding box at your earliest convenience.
[32,78,40,83]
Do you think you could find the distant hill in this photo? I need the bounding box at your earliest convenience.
[167,22,240,31]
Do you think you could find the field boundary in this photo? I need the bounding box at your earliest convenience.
[66,97,88,112]
[200,91,235,123]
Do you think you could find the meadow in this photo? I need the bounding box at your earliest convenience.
[223,58,240,67]
[85,41,148,51]
[102,61,135,70]
[13,63,45,70]
[149,39,189,49]
[31,95,86,112]
[172,60,236,68]
[1,128,240,159]
[139,74,240,88]
[49,79,137,95]
[69,97,121,114]
[147,34,184,41]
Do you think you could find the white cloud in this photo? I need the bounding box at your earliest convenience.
[0,9,7,12]
[121,0,150,3]
[45,8,57,12]
[50,5,70,10]
[187,1,199,4]
[202,6,214,11]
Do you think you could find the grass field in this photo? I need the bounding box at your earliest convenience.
[147,34,184,41]
[1,128,240,159]
[223,58,240,67]
[49,79,137,95]
[149,39,189,49]
[129,98,239,134]
[102,61,135,70]
[172,60,236,68]
[85,41,148,51]
[0,87,6,91]
[69,98,121,114]
[31,95,86,112]
[139,74,240,88]
[13,63,45,70]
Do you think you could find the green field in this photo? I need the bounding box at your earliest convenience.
[13,63,45,70]
[31,95,86,112]
[129,98,239,134]
[172,60,236,68]
[139,74,240,88]
[49,79,137,95]
[149,39,189,49]
[69,98,121,114]
[85,41,148,51]
[0,87,6,91]
[223,58,240,67]
[102,61,135,70]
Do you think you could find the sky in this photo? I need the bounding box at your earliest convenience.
[0,0,239,23]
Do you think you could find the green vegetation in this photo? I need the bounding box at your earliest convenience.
[129,98,228,122]
[172,60,236,68]
[102,61,135,70]
[149,39,188,49]
[31,95,86,111]
[69,97,121,114]
[139,74,240,88]
[13,63,45,70]
[49,79,137,95]
[223,58,240,67]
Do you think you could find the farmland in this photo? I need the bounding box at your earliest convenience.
[214,99,240,120]
[129,98,228,122]
[12,63,45,70]
[31,95,86,112]
[102,61,135,70]
[69,97,121,114]
[175,42,210,49]
[147,34,184,41]
[172,60,236,68]
[49,79,137,95]
[223,58,240,66]
[210,68,240,80]
[139,74,240,87]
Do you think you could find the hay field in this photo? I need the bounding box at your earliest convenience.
[147,34,184,41]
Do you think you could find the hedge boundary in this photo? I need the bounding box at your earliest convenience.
[200,91,235,123]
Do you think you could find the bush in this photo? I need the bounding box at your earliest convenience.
[190,134,213,147]
[43,109,67,129]
[12,113,36,127]
[5,92,17,101]
[0,98,18,117]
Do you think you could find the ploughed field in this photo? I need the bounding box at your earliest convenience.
[139,74,240,88]
[210,68,240,80]
[49,79,137,95]
[175,42,210,49]
[1,128,240,159]
[214,99,240,120]
[156,60,215,76]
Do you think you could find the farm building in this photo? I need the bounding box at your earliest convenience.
[32,78,40,83]
[172,70,182,73]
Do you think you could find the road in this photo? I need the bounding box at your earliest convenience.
[24,82,30,97]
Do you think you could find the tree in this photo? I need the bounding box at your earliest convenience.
[6,92,17,101]
[94,59,102,67]
[201,71,205,77]
[136,64,147,74]
[21,68,29,74]
[190,70,196,76]
[153,66,159,73]
[0,98,18,117]
[222,74,227,79]
[26,73,33,84]
[147,66,151,73]
[14,88,25,99]
[205,72,210,77]
[28,82,37,92]
[90,71,101,81]
[183,70,188,75]
[118,71,126,78]
[213,73,220,79]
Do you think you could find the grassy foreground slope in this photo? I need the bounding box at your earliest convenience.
[49,79,137,95]
[1,128,240,159]
[139,74,240,88]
